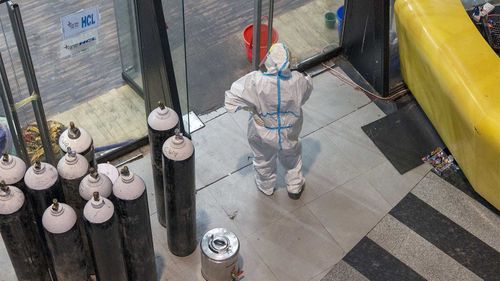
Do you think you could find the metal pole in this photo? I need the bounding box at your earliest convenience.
[151,0,186,135]
[252,0,262,70]
[267,0,274,52]
[7,2,55,165]
[0,52,28,163]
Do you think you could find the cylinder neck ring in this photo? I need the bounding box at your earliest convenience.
[33,162,46,174]
[68,122,81,139]
[0,154,15,169]
[91,198,105,209]
[0,183,11,200]
[50,203,65,216]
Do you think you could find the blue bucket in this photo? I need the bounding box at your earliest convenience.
[336,5,344,39]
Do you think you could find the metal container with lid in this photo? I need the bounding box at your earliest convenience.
[162,128,196,256]
[0,181,51,281]
[0,153,26,189]
[112,166,157,281]
[59,121,96,168]
[148,101,179,227]
[42,199,87,281]
[201,228,240,281]
[83,192,128,281]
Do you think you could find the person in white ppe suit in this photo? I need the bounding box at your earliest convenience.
[225,43,313,199]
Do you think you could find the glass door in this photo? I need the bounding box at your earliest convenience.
[157,0,345,118]
[114,0,143,93]
[0,0,147,163]
[161,0,191,132]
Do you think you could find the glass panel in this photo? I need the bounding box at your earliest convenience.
[114,0,143,90]
[162,0,190,131]
[273,0,343,64]
[168,0,344,115]
[0,1,147,162]
[0,91,13,154]
[388,0,402,89]
[163,0,254,115]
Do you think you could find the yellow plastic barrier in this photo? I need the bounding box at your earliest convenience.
[395,0,500,209]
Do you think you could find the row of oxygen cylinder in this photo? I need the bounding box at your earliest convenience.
[147,102,196,257]
[0,122,157,281]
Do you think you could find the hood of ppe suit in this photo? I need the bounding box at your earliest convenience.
[264,43,290,76]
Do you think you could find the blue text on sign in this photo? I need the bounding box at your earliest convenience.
[81,14,96,28]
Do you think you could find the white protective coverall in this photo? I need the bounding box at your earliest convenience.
[225,43,313,197]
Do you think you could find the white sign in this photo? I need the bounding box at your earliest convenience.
[60,7,100,39]
[60,30,99,58]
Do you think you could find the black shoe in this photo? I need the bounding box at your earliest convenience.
[288,184,305,200]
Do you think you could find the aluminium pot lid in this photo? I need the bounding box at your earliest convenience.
[201,228,239,261]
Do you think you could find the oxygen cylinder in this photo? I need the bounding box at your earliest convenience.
[57,147,89,212]
[83,192,128,281]
[0,181,51,281]
[59,121,96,168]
[79,167,113,202]
[79,168,112,276]
[24,160,64,279]
[162,128,196,256]
[112,166,157,281]
[0,153,26,189]
[24,161,65,227]
[97,163,119,183]
[148,101,179,227]
[42,199,87,281]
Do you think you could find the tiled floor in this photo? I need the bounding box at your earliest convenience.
[123,71,432,280]
[0,71,434,280]
[327,172,500,281]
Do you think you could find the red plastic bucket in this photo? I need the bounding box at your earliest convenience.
[242,24,278,63]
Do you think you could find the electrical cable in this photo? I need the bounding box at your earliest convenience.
[321,63,408,101]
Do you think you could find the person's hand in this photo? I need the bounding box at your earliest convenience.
[253,114,265,126]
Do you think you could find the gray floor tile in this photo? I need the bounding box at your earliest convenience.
[324,103,385,155]
[0,240,16,281]
[308,266,335,281]
[209,165,303,236]
[170,245,205,281]
[301,73,371,137]
[149,210,176,279]
[227,109,251,135]
[199,108,227,124]
[318,261,369,281]
[307,176,392,252]
[322,127,386,174]
[412,173,500,252]
[192,113,253,188]
[195,188,243,242]
[300,130,361,204]
[236,238,280,281]
[248,206,345,281]
[368,215,482,281]
[363,161,430,207]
